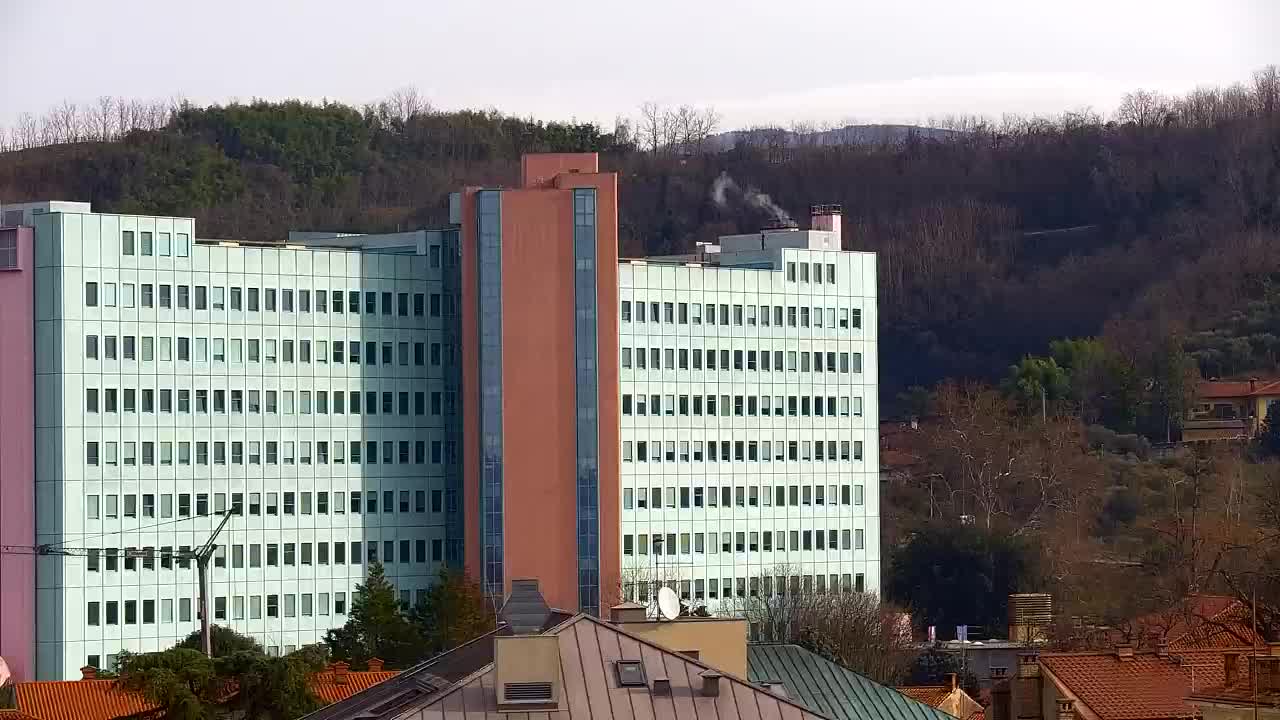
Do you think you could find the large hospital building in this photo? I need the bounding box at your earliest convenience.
[0,153,877,680]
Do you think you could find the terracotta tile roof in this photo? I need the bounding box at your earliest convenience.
[12,668,398,720]
[748,644,955,720]
[895,686,952,708]
[1040,649,1244,720]
[1198,380,1280,398]
[1125,596,1264,651]
[969,710,985,720]
[307,614,833,720]
[14,679,156,720]
[308,669,400,704]
[0,710,44,720]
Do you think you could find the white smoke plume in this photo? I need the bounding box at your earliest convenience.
[710,171,793,225]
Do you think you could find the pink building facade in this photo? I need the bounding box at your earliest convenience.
[0,225,36,682]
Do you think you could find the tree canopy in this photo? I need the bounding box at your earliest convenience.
[323,562,423,669]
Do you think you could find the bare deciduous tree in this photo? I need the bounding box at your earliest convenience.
[635,102,719,155]
[736,566,916,685]
[383,87,432,124]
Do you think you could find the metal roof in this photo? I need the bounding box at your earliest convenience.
[306,615,831,720]
[746,645,956,720]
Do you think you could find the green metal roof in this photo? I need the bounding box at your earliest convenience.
[747,644,957,720]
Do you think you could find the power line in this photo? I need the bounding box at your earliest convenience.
[23,512,228,549]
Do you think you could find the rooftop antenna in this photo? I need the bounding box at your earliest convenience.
[657,586,681,621]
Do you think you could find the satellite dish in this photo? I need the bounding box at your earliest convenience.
[657,587,681,621]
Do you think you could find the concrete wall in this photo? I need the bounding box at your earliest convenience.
[615,618,748,677]
[0,226,36,681]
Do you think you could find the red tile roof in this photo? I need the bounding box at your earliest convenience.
[13,668,398,720]
[0,710,44,720]
[1198,380,1280,398]
[309,669,400,704]
[896,686,952,707]
[1126,596,1264,651]
[14,680,156,720]
[1040,649,1242,720]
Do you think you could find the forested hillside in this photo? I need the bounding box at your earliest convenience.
[3,71,1277,406]
[4,70,1280,655]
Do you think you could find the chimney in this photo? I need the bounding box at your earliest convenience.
[1017,653,1041,678]
[367,657,384,672]
[610,602,649,624]
[1156,640,1169,658]
[1116,644,1134,661]
[810,204,842,245]
[1057,699,1075,720]
[652,677,672,696]
[947,673,958,692]
[332,661,350,684]
[1251,378,1259,392]
[1224,653,1239,686]
[500,579,553,635]
[700,669,722,697]
[80,666,97,681]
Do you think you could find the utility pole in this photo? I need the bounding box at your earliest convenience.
[195,510,236,657]
[1,509,236,660]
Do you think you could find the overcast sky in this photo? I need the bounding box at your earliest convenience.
[1,0,1275,131]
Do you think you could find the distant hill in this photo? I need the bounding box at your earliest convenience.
[1,72,1277,408]
[707,124,960,151]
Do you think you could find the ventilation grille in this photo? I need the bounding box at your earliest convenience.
[504,682,554,702]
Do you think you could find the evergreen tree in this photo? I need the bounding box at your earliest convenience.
[324,562,422,668]
[175,624,264,657]
[115,644,323,720]
[1259,414,1280,456]
[409,569,496,655]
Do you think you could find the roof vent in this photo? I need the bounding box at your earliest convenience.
[700,669,722,697]
[495,635,561,710]
[652,677,672,696]
[504,682,554,702]
[760,681,788,698]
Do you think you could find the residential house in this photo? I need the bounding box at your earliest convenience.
[1103,595,1264,651]
[931,640,1040,696]
[991,644,1258,720]
[897,674,984,720]
[1185,379,1280,442]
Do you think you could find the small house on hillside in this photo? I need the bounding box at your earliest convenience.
[1184,379,1280,442]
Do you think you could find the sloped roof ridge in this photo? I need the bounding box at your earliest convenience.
[416,614,840,720]
[576,613,836,719]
